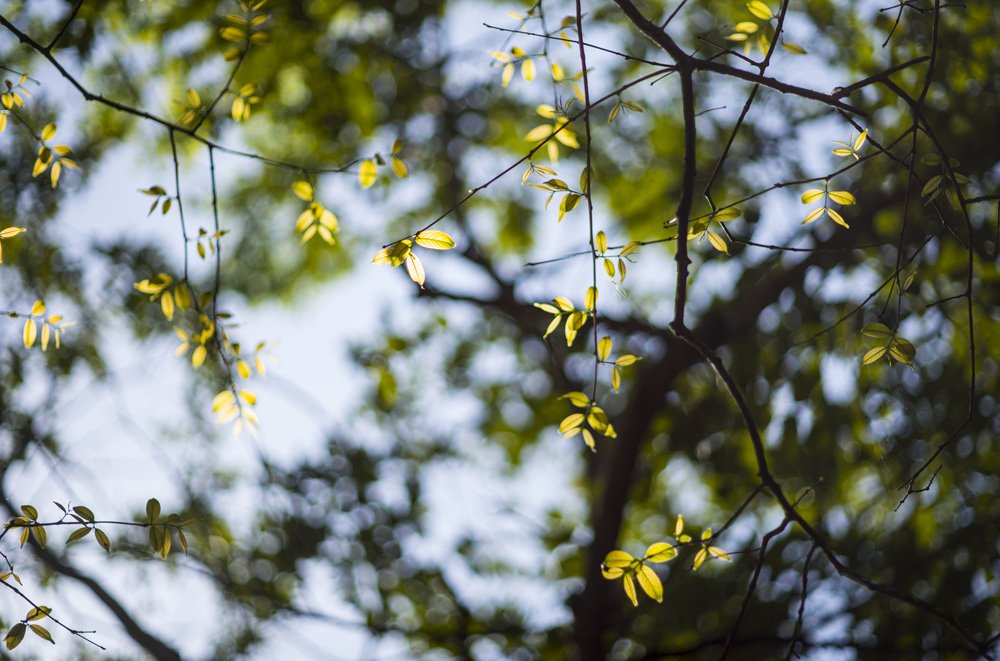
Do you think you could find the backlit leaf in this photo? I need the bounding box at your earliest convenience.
[359,159,378,188]
[4,623,26,650]
[404,252,425,288]
[560,391,590,407]
[800,189,825,204]
[23,318,36,348]
[636,564,663,602]
[30,625,54,644]
[801,207,825,224]
[826,208,849,228]
[862,346,888,365]
[291,180,313,201]
[746,1,772,20]
[645,542,677,563]
[501,63,514,87]
[862,322,892,338]
[192,345,207,368]
[595,230,607,254]
[622,574,638,606]
[922,175,943,197]
[828,191,856,205]
[707,230,728,254]
[598,336,612,361]
[521,59,535,82]
[146,498,161,523]
[414,230,455,250]
[559,413,585,433]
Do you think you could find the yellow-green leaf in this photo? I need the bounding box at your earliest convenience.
[4,623,26,650]
[291,180,313,201]
[521,58,535,82]
[595,231,607,254]
[146,498,161,522]
[390,156,408,178]
[708,546,732,561]
[29,624,54,644]
[828,190,856,205]
[802,207,826,224]
[560,391,590,407]
[191,345,207,369]
[559,413,585,433]
[598,336,612,361]
[862,322,893,338]
[693,547,708,570]
[890,338,916,364]
[826,208,849,228]
[501,63,515,87]
[921,175,943,197]
[405,252,425,288]
[800,189,825,204]
[359,159,378,189]
[862,346,887,365]
[414,230,455,250]
[622,574,638,606]
[525,124,553,142]
[22,318,37,348]
[636,564,663,602]
[713,207,741,222]
[746,0,772,20]
[707,230,728,254]
[95,527,111,552]
[553,296,574,312]
[644,542,677,563]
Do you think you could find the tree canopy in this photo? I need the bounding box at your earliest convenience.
[1,0,999,658]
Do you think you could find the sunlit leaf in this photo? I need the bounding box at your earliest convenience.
[801,207,825,224]
[800,189,825,204]
[405,252,425,288]
[828,191,856,205]
[636,564,663,602]
[862,322,893,338]
[521,58,535,82]
[622,574,638,606]
[291,180,313,201]
[826,208,849,228]
[598,336,612,361]
[414,230,455,250]
[645,542,677,563]
[862,346,888,365]
[559,413,585,433]
[746,1,772,20]
[359,159,378,188]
